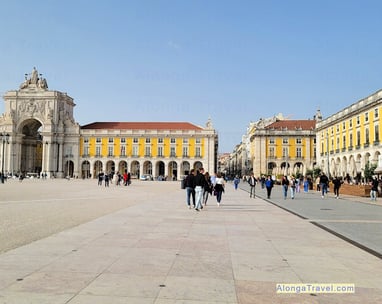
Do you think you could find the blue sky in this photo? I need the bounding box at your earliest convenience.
[1,0,382,152]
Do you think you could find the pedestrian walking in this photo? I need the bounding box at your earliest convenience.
[332,176,342,199]
[185,169,195,209]
[194,168,206,211]
[319,173,329,198]
[233,175,240,190]
[281,176,289,199]
[104,173,110,187]
[203,171,213,206]
[214,172,225,206]
[248,173,257,198]
[290,176,296,199]
[370,176,379,201]
[265,175,274,199]
[303,177,309,193]
[98,172,104,186]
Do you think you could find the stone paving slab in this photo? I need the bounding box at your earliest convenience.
[0,179,381,303]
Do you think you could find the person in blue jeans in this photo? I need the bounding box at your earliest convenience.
[185,169,195,208]
[281,176,289,199]
[233,175,240,190]
[319,173,329,198]
[265,175,274,199]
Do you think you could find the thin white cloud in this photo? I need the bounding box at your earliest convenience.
[167,40,181,50]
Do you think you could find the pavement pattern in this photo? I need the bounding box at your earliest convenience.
[0,178,381,303]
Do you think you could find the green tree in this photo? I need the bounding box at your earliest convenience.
[364,161,377,182]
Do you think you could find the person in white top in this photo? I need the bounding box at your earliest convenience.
[214,172,225,206]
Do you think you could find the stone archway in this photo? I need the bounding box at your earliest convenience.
[17,118,43,175]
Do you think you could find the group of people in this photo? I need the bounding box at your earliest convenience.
[97,170,131,187]
[184,168,225,211]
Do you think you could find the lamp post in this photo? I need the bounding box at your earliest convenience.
[1,133,10,183]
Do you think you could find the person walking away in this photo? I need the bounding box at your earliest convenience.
[98,172,104,186]
[332,176,342,199]
[104,173,109,187]
[295,177,301,193]
[248,173,257,198]
[185,169,196,209]
[370,176,379,201]
[303,177,309,193]
[315,176,321,192]
[203,172,213,206]
[194,168,206,211]
[233,175,240,190]
[214,172,225,206]
[319,173,329,198]
[265,175,274,199]
[281,176,289,199]
[290,177,296,199]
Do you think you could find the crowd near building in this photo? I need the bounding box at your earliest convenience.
[0,68,218,180]
[222,89,382,182]
[2,68,382,183]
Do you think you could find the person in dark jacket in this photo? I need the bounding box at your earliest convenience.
[332,176,342,199]
[319,173,329,198]
[370,176,379,201]
[194,168,206,211]
[185,169,195,208]
[265,175,274,199]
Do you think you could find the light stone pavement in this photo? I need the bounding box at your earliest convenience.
[0,178,381,303]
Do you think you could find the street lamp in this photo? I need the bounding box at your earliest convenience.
[1,133,10,183]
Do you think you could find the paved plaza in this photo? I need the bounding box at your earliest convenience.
[0,178,381,303]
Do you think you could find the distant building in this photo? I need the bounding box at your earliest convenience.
[249,114,318,178]
[316,89,382,181]
[0,68,218,179]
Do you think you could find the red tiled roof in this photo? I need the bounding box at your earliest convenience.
[265,120,316,130]
[81,122,203,130]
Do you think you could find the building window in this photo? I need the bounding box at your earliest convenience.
[343,135,346,148]
[108,146,114,156]
[170,138,176,144]
[84,138,89,143]
[375,108,379,119]
[349,119,353,128]
[282,147,288,158]
[269,138,275,144]
[120,146,126,156]
[195,147,201,157]
[296,147,302,158]
[121,138,126,143]
[132,146,139,157]
[157,146,163,156]
[342,122,346,130]
[336,137,339,148]
[349,133,353,146]
[84,146,89,156]
[195,138,201,144]
[336,124,339,132]
[365,112,369,123]
[145,138,151,144]
[96,146,101,156]
[145,146,151,157]
[158,137,164,144]
[269,147,275,157]
[282,138,288,144]
[183,138,189,144]
[170,146,176,157]
[133,138,138,143]
[108,138,114,143]
[356,116,360,125]
[183,147,188,157]
[357,130,361,146]
[365,128,369,144]
[375,125,380,142]
[96,138,101,143]
[296,138,302,144]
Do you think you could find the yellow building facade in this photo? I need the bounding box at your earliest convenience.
[250,119,317,178]
[79,121,218,179]
[316,89,382,180]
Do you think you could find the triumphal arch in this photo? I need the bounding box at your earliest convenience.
[0,68,80,178]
